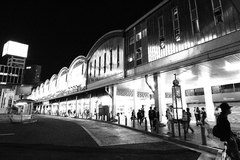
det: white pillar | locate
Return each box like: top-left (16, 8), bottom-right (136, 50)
top-left (133, 88), bottom-right (137, 115)
top-left (203, 84), bottom-right (215, 122)
top-left (112, 85), bottom-right (117, 118)
top-left (155, 73), bottom-right (167, 123)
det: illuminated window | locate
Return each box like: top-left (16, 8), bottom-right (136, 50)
top-left (127, 51), bottom-right (134, 62)
top-left (142, 28), bottom-right (147, 38)
top-left (136, 47), bottom-right (142, 65)
top-left (110, 49), bottom-right (113, 71)
top-left (172, 7), bottom-right (180, 41)
top-left (189, 0), bottom-right (200, 34)
top-left (136, 32), bottom-right (142, 41)
top-left (99, 56), bottom-right (101, 75)
top-left (89, 62), bottom-right (92, 77)
top-left (211, 0), bottom-right (223, 25)
top-left (158, 16), bottom-right (165, 49)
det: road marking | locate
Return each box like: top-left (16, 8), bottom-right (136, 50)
top-left (0, 133), bottom-right (15, 136)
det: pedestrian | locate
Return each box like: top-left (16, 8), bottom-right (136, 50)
top-left (182, 109), bottom-right (188, 139)
top-left (217, 102), bottom-right (240, 159)
top-left (194, 107), bottom-right (201, 126)
top-left (214, 106), bottom-right (220, 123)
top-left (131, 109), bottom-right (136, 121)
top-left (153, 107), bottom-right (159, 130)
top-left (140, 105), bottom-right (145, 124)
top-left (148, 106), bottom-right (155, 129)
top-left (200, 107), bottom-right (207, 126)
top-left (186, 108), bottom-right (194, 133)
top-left (166, 106), bottom-right (173, 134)
top-left (137, 109), bottom-right (142, 125)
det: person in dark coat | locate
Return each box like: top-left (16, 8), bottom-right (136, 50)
top-left (217, 102), bottom-right (240, 159)
top-left (148, 106), bottom-right (155, 129)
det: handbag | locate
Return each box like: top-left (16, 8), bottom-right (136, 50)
top-left (213, 125), bottom-right (220, 138)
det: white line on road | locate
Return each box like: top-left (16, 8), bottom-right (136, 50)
top-left (0, 133), bottom-right (15, 136)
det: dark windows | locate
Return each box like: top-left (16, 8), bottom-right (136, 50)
top-left (136, 47), bottom-right (142, 66)
top-left (94, 60), bottom-right (96, 77)
top-left (129, 36), bottom-right (134, 46)
top-left (117, 45), bottom-right (120, 67)
top-left (104, 53), bottom-right (106, 73)
top-left (110, 49), bottom-right (113, 71)
top-left (211, 0), bottom-right (223, 25)
top-left (185, 88), bottom-right (204, 96)
top-left (158, 16), bottom-right (165, 48)
top-left (172, 7), bottom-right (180, 41)
top-left (99, 56), bottom-right (101, 75)
top-left (189, 0), bottom-right (200, 34)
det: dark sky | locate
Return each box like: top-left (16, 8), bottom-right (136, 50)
top-left (0, 1), bottom-right (162, 81)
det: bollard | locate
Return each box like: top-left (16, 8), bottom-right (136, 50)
top-left (125, 116), bottom-right (127, 126)
top-left (118, 115), bottom-right (120, 125)
top-left (145, 118), bottom-right (147, 131)
top-left (171, 120), bottom-right (175, 137)
top-left (201, 125), bottom-right (207, 145)
top-left (133, 117), bottom-right (135, 128)
top-left (156, 119), bottom-right (159, 133)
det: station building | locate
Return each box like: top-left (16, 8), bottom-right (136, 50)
top-left (29, 0), bottom-right (240, 124)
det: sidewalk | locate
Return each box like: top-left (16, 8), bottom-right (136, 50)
top-left (0, 113), bottom-right (37, 124)
top-left (105, 115), bottom-right (238, 156)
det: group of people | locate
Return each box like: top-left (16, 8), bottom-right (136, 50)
top-left (131, 105), bottom-right (145, 125)
top-left (131, 105), bottom-right (160, 130)
top-left (193, 107), bottom-right (207, 126)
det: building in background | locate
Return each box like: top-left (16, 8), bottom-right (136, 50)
top-left (23, 65), bottom-right (41, 86)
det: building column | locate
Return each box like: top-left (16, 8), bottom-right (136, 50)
top-left (154, 73), bottom-right (166, 123)
top-left (180, 83), bottom-right (187, 110)
top-left (203, 84), bottom-right (215, 122)
top-left (112, 85), bottom-right (117, 118)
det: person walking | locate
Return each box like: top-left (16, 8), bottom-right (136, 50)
top-left (137, 109), bottom-right (143, 125)
top-left (194, 107), bottom-right (201, 126)
top-left (186, 108), bottom-right (194, 133)
top-left (182, 109), bottom-right (188, 139)
top-left (140, 105), bottom-right (145, 125)
top-left (148, 106), bottom-right (155, 129)
top-left (153, 107), bottom-right (159, 131)
top-left (217, 102), bottom-right (240, 160)
top-left (166, 106), bottom-right (173, 134)
top-left (200, 107), bottom-right (207, 126)
top-left (131, 109), bottom-right (136, 121)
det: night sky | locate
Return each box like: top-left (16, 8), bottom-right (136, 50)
top-left (0, 1), bottom-right (162, 81)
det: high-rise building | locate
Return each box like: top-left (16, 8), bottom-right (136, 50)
top-left (23, 65), bottom-right (41, 85)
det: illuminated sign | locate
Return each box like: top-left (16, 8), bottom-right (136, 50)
top-left (2, 41), bottom-right (29, 58)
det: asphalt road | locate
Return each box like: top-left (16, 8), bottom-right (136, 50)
top-left (0, 115), bottom-right (212, 160)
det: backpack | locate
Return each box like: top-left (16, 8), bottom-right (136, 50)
top-left (213, 125), bottom-right (220, 138)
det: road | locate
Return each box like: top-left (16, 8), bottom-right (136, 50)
top-left (0, 115), bottom-right (215, 160)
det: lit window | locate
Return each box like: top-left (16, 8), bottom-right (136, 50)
top-left (136, 47), bottom-right (142, 65)
top-left (172, 7), bottom-right (180, 41)
top-left (136, 32), bottom-right (142, 41)
top-left (189, 0), bottom-right (200, 34)
top-left (158, 16), bottom-right (165, 48)
top-left (142, 28), bottom-right (147, 38)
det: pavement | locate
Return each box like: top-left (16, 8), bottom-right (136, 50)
top-left (1, 113), bottom-right (239, 159)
